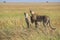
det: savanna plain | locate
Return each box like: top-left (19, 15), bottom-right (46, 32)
top-left (0, 2), bottom-right (60, 40)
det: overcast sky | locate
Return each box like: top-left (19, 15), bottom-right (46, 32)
top-left (0, 0), bottom-right (60, 2)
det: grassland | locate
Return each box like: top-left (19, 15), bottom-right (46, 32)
top-left (0, 2), bottom-right (60, 40)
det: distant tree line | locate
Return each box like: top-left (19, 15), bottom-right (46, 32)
top-left (2, 1), bottom-right (48, 3)
top-left (3, 1), bottom-right (6, 3)
top-left (46, 1), bottom-right (48, 3)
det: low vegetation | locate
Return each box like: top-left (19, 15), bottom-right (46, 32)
top-left (0, 3), bottom-right (60, 40)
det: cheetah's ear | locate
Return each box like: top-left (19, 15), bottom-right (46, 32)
top-left (24, 12), bottom-right (26, 14)
top-left (24, 12), bottom-right (26, 16)
top-left (29, 9), bottom-right (32, 13)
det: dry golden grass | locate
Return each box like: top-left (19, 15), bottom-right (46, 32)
top-left (0, 2), bottom-right (60, 40)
